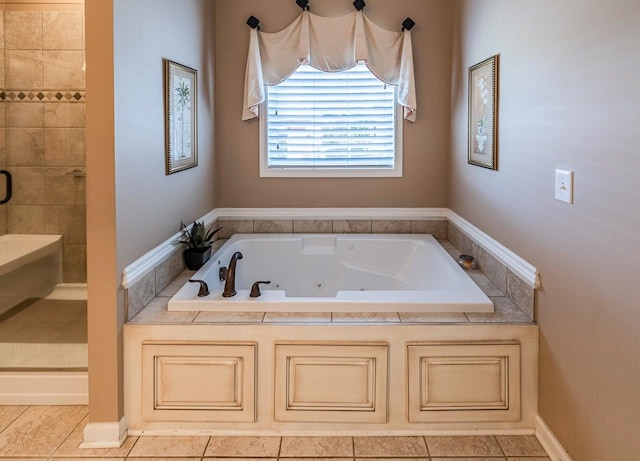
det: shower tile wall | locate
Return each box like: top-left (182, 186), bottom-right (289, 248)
top-left (1, 5), bottom-right (86, 282)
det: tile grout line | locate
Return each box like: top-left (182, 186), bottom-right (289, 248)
top-left (201, 435), bottom-right (213, 459)
top-left (0, 405), bottom-right (30, 436)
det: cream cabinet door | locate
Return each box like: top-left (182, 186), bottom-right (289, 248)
top-left (275, 343), bottom-right (388, 423)
top-left (141, 342), bottom-right (256, 422)
top-left (408, 342), bottom-right (521, 422)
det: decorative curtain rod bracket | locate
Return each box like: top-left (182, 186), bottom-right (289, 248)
top-left (402, 17), bottom-right (415, 31)
top-left (296, 0), bottom-right (309, 10)
top-left (353, 0), bottom-right (366, 10)
top-left (247, 15), bottom-right (260, 30)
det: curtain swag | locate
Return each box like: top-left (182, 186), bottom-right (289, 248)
top-left (242, 10), bottom-right (417, 122)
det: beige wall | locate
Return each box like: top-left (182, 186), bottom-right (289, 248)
top-left (449, 1), bottom-right (640, 459)
top-left (215, 0), bottom-right (450, 208)
top-left (86, 0), bottom-right (216, 423)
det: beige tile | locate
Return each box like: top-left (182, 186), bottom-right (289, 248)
top-left (44, 102), bottom-right (86, 128)
top-left (356, 458), bottom-right (429, 461)
top-left (0, 406), bottom-right (27, 432)
top-left (332, 220), bottom-right (371, 233)
top-left (205, 436), bottom-right (281, 457)
top-left (127, 270), bottom-right (156, 320)
top-left (372, 219), bottom-right (410, 234)
top-left (205, 459), bottom-right (276, 461)
top-left (5, 11), bottom-right (42, 50)
top-left (0, 405), bottom-right (87, 457)
top-left (399, 312), bottom-right (468, 323)
top-left (127, 296), bottom-right (198, 324)
top-left (43, 11), bottom-right (84, 50)
top-left (263, 312), bottom-right (331, 323)
top-left (280, 436), bottom-right (352, 457)
top-left (447, 223), bottom-right (477, 259)
top-left (217, 219), bottom-right (253, 239)
top-left (425, 435), bottom-right (502, 457)
top-left (44, 168), bottom-right (85, 205)
top-left (438, 239), bottom-right (455, 249)
top-left (506, 270), bottom-right (535, 320)
top-left (157, 269), bottom-right (197, 297)
top-left (411, 219), bottom-right (448, 238)
top-left (431, 458), bottom-right (504, 461)
top-left (467, 270), bottom-right (505, 296)
top-left (466, 296), bottom-right (533, 324)
top-left (7, 102), bottom-right (44, 127)
top-left (5, 50), bottom-right (43, 90)
top-left (7, 205), bottom-right (45, 233)
top-left (44, 205), bottom-right (86, 243)
top-left (128, 435), bottom-right (209, 457)
top-left (8, 167), bottom-right (44, 204)
top-left (506, 458), bottom-right (550, 461)
top-left (496, 435), bottom-right (548, 457)
top-left (286, 459), bottom-right (351, 461)
top-left (332, 312), bottom-right (401, 323)
top-left (477, 247), bottom-right (507, 293)
top-left (127, 458), bottom-right (199, 461)
top-left (43, 51), bottom-right (85, 90)
top-left (254, 219), bottom-right (293, 233)
top-left (44, 127), bottom-right (85, 166)
top-left (62, 243), bottom-right (87, 283)
top-left (53, 415), bottom-right (137, 458)
top-left (53, 458), bottom-right (124, 461)
top-left (194, 311), bottom-right (265, 323)
top-left (6, 127), bottom-right (44, 166)
top-left (293, 219), bottom-right (333, 233)
top-left (155, 248), bottom-right (185, 294)
top-left (353, 436), bottom-right (428, 457)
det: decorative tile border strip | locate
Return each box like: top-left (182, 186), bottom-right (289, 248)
top-left (0, 90), bottom-right (86, 103)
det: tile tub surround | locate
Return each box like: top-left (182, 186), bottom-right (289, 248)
top-left (0, 405), bottom-right (552, 459)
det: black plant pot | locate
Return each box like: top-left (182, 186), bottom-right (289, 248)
top-left (183, 247), bottom-right (212, 270)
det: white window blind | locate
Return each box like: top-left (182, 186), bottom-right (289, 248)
top-left (262, 64), bottom-right (400, 176)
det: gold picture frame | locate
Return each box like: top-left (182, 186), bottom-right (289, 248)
top-left (165, 59), bottom-right (198, 174)
top-left (468, 55), bottom-right (498, 169)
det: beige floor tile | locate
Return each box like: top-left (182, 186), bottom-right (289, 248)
top-left (496, 435), bottom-right (548, 457)
top-left (205, 458), bottom-right (276, 461)
top-left (431, 458), bottom-right (504, 461)
top-left (356, 458), bottom-right (429, 461)
top-left (280, 436), bottom-right (352, 457)
top-left (127, 458), bottom-right (201, 461)
top-left (52, 458), bottom-right (125, 461)
top-left (0, 406), bottom-right (27, 432)
top-left (128, 436), bottom-right (209, 458)
top-left (506, 458), bottom-right (550, 461)
top-left (204, 436), bottom-right (280, 457)
top-left (425, 436), bottom-right (503, 457)
top-left (53, 415), bottom-right (138, 457)
top-left (0, 405), bottom-right (87, 457)
top-left (354, 436), bottom-right (428, 457)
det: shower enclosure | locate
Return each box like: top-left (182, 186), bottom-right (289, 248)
top-left (0, 1), bottom-right (87, 380)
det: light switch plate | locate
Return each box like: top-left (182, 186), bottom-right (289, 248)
top-left (555, 169), bottom-right (574, 204)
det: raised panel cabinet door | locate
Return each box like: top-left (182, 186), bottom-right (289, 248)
top-left (274, 342), bottom-right (388, 423)
top-left (407, 342), bottom-right (521, 422)
top-left (141, 342), bottom-right (256, 422)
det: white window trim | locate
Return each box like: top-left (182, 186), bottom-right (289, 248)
top-left (259, 88), bottom-right (403, 179)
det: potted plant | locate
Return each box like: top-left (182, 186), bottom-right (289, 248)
top-left (177, 221), bottom-right (223, 270)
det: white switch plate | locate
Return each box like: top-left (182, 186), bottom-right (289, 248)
top-left (555, 169), bottom-right (574, 204)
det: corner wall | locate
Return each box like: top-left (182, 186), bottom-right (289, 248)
top-left (214, 0), bottom-right (451, 208)
top-left (449, 1), bottom-right (640, 459)
top-left (85, 0), bottom-right (216, 424)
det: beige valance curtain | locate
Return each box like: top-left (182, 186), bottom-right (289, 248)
top-left (243, 10), bottom-right (416, 122)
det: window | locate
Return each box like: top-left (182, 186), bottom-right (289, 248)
top-left (260, 64), bottom-right (402, 177)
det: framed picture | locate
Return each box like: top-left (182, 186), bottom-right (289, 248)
top-left (468, 55), bottom-right (498, 169)
top-left (165, 59), bottom-right (198, 174)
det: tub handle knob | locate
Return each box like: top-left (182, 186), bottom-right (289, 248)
top-left (250, 280), bottom-right (271, 298)
top-left (189, 279), bottom-right (210, 297)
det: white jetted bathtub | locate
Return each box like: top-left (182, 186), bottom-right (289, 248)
top-left (0, 234), bottom-right (62, 315)
top-left (169, 234), bottom-right (493, 313)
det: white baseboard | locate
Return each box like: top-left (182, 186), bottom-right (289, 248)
top-left (535, 415), bottom-right (573, 461)
top-left (0, 371), bottom-right (87, 405)
top-left (80, 416), bottom-right (128, 448)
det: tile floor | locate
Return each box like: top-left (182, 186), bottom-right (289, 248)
top-left (0, 406), bottom-right (551, 460)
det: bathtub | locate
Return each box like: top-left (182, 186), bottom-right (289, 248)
top-left (169, 234), bottom-right (493, 313)
top-left (0, 234), bottom-right (62, 315)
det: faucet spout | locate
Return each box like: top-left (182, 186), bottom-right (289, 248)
top-left (222, 251), bottom-right (243, 297)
